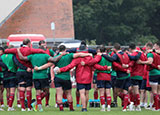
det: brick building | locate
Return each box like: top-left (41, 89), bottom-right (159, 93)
top-left (0, 0), bottom-right (74, 41)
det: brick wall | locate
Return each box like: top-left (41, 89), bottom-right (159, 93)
top-left (0, 0), bottom-right (74, 39)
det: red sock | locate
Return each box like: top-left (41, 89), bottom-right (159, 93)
top-left (129, 92), bottom-right (134, 102)
top-left (94, 91), bottom-right (98, 100)
top-left (63, 93), bottom-right (67, 99)
top-left (153, 93), bottom-right (159, 110)
top-left (58, 103), bottom-right (63, 111)
top-left (8, 93), bottom-right (15, 107)
top-left (68, 101), bottom-right (74, 110)
top-left (159, 95), bottom-right (160, 109)
top-left (76, 91), bottom-right (80, 105)
top-left (136, 94), bottom-right (140, 106)
top-left (45, 93), bottom-right (50, 105)
top-left (19, 90), bottom-right (25, 109)
top-left (100, 96), bottom-right (105, 105)
top-left (55, 94), bottom-right (57, 104)
top-left (41, 92), bottom-right (46, 100)
top-left (123, 94), bottom-right (129, 109)
top-left (17, 100), bottom-right (20, 104)
top-left (7, 96), bottom-right (10, 106)
top-left (36, 95), bottom-right (42, 105)
top-left (107, 96), bottom-right (112, 106)
top-left (0, 98), bottom-right (4, 105)
top-left (27, 91), bottom-right (32, 109)
top-left (119, 92), bottom-right (125, 106)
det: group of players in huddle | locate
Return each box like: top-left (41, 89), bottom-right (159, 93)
top-left (0, 38), bottom-right (159, 112)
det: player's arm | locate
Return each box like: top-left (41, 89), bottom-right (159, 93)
top-left (4, 48), bottom-right (17, 54)
top-left (31, 48), bottom-right (46, 54)
top-left (0, 57), bottom-right (8, 71)
top-left (137, 57), bottom-right (153, 65)
top-left (34, 62), bottom-right (54, 71)
top-left (12, 55), bottom-right (27, 70)
top-left (17, 48), bottom-right (28, 61)
top-left (73, 53), bottom-right (92, 58)
top-left (48, 52), bottom-right (67, 63)
top-left (128, 52), bottom-right (142, 61)
top-left (93, 64), bottom-right (111, 71)
top-left (82, 55), bottom-right (102, 66)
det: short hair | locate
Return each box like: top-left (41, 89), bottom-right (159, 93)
top-left (99, 46), bottom-right (106, 52)
top-left (80, 40), bottom-right (86, 46)
top-left (59, 45), bottom-right (66, 52)
top-left (39, 40), bottom-right (45, 46)
top-left (114, 43), bottom-right (121, 50)
top-left (8, 45), bottom-right (14, 49)
top-left (0, 47), bottom-right (4, 52)
top-left (155, 41), bottom-right (160, 46)
top-left (129, 43), bottom-right (136, 49)
top-left (23, 38), bottom-right (31, 45)
top-left (146, 42), bottom-right (153, 49)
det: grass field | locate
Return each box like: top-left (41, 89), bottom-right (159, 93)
top-left (0, 88), bottom-right (159, 115)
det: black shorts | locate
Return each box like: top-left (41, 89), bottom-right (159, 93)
top-left (149, 75), bottom-right (160, 85)
top-left (115, 77), bottom-right (131, 91)
top-left (111, 76), bottom-right (116, 88)
top-left (77, 83), bottom-right (91, 90)
top-left (140, 79), bottom-right (151, 91)
top-left (93, 75), bottom-right (97, 84)
top-left (54, 77), bottom-right (72, 90)
top-left (131, 79), bottom-right (142, 87)
top-left (48, 73), bottom-right (52, 84)
top-left (97, 80), bottom-right (111, 89)
top-left (16, 71), bottom-right (33, 87)
top-left (3, 78), bottom-right (17, 88)
top-left (33, 78), bottom-right (49, 90)
top-left (0, 77), bottom-right (3, 85)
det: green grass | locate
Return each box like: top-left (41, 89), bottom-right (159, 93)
top-left (0, 88), bottom-right (159, 115)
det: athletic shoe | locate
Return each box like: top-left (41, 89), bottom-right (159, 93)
top-left (135, 105), bottom-right (141, 111)
top-left (28, 108), bottom-right (33, 111)
top-left (21, 108), bottom-right (26, 111)
top-left (45, 104), bottom-right (49, 107)
top-left (39, 108), bottom-right (43, 112)
top-left (128, 102), bottom-right (134, 111)
top-left (122, 108), bottom-right (127, 112)
top-left (1, 104), bottom-right (5, 108)
top-left (0, 108), bottom-right (4, 111)
top-left (107, 105), bottom-right (111, 111)
top-left (55, 103), bottom-right (58, 108)
top-left (8, 107), bottom-right (15, 111)
top-left (31, 102), bottom-right (37, 112)
top-left (70, 109), bottom-right (75, 111)
top-left (82, 108), bottom-right (87, 112)
top-left (76, 104), bottom-right (81, 107)
top-left (17, 104), bottom-right (21, 108)
top-left (152, 108), bottom-right (159, 111)
top-left (100, 104), bottom-right (105, 111)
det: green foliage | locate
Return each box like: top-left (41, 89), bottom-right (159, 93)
top-left (73, 0), bottom-right (160, 45)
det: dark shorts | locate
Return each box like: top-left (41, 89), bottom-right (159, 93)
top-left (77, 83), bottom-right (91, 90)
top-left (48, 73), bottom-right (52, 85)
top-left (131, 79), bottom-right (142, 87)
top-left (97, 80), bottom-right (112, 89)
top-left (16, 71), bottom-right (33, 87)
top-left (54, 77), bottom-right (72, 90)
top-left (111, 76), bottom-right (116, 88)
top-left (93, 75), bottom-right (97, 84)
top-left (3, 78), bottom-right (17, 88)
top-left (149, 75), bottom-right (160, 85)
top-left (140, 79), bottom-right (151, 91)
top-left (0, 77), bottom-right (3, 85)
top-left (33, 78), bottom-right (49, 90)
top-left (115, 77), bottom-right (131, 91)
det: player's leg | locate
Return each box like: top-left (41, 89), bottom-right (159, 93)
top-left (105, 81), bottom-right (112, 111)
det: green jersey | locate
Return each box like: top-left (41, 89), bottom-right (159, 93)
top-left (27, 54), bottom-right (51, 79)
top-left (1, 54), bottom-right (17, 73)
top-left (55, 53), bottom-right (74, 80)
top-left (147, 53), bottom-right (160, 76)
top-left (95, 56), bottom-right (112, 73)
